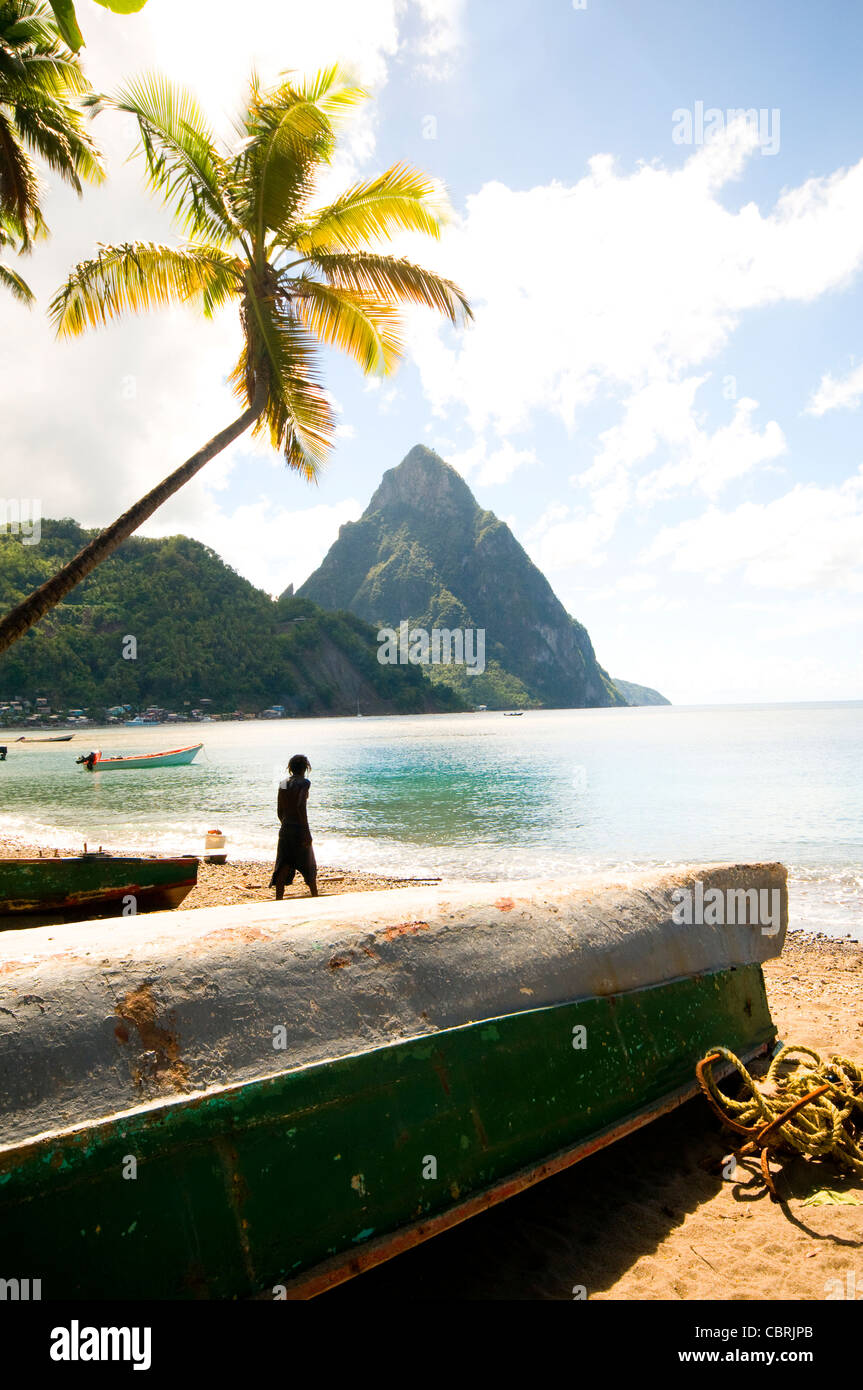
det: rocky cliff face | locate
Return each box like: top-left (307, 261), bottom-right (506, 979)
top-left (300, 445), bottom-right (624, 709)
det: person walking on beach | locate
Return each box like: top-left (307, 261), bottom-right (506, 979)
top-left (270, 754), bottom-right (318, 899)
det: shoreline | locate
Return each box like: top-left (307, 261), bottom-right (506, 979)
top-left (0, 834), bottom-right (439, 908)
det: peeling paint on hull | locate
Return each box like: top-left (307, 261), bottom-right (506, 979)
top-left (0, 856), bottom-right (199, 920)
top-left (0, 963), bottom-right (776, 1300)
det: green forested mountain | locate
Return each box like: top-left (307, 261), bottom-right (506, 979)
top-left (299, 445), bottom-right (625, 710)
top-left (0, 521), bottom-right (463, 716)
top-left (613, 678), bottom-right (671, 707)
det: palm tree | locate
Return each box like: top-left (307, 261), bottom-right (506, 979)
top-left (0, 0), bottom-right (103, 301)
top-left (47, 0), bottom-right (147, 55)
top-left (0, 207), bottom-right (33, 301)
top-left (0, 67), bottom-right (471, 655)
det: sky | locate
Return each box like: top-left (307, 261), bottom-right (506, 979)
top-left (4, 0), bottom-right (863, 703)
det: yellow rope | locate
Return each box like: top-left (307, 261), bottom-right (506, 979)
top-left (696, 1045), bottom-right (863, 1188)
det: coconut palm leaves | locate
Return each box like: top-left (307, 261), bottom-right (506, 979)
top-left (0, 65), bottom-right (471, 655)
top-left (0, 207), bottom-right (33, 300)
top-left (48, 0), bottom-right (147, 54)
top-left (0, 0), bottom-right (103, 300)
top-left (51, 65), bottom-right (472, 476)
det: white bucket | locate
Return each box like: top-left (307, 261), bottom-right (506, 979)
top-left (204, 828), bottom-right (227, 864)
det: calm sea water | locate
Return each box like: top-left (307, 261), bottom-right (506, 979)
top-left (2, 704), bottom-right (862, 938)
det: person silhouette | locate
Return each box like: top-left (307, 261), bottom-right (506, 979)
top-left (270, 754), bottom-right (318, 899)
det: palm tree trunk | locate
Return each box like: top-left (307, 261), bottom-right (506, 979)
top-left (0, 397), bottom-right (264, 657)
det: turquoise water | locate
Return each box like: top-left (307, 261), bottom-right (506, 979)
top-left (2, 703), bottom-right (862, 936)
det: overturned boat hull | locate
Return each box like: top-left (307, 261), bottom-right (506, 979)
top-left (0, 854), bottom-right (199, 919)
top-left (0, 864), bottom-right (786, 1299)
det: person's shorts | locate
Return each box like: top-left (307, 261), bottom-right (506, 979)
top-left (270, 825), bottom-right (316, 885)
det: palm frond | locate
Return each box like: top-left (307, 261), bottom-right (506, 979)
top-left (94, 0), bottom-right (148, 13)
top-left (0, 255), bottom-right (34, 303)
top-left (292, 64), bottom-right (367, 131)
top-left (291, 163), bottom-right (449, 254)
top-left (0, 202), bottom-right (39, 251)
top-left (291, 276), bottom-right (401, 374)
top-left (231, 67), bottom-right (364, 247)
top-left (49, 240), bottom-right (242, 336)
top-left (304, 250), bottom-right (472, 325)
top-left (109, 74), bottom-right (235, 245)
top-left (231, 293), bottom-right (333, 476)
top-left (6, 52), bottom-right (92, 97)
top-left (8, 4), bottom-right (71, 55)
top-left (11, 92), bottom-right (103, 188)
top-left (0, 1), bottom-right (104, 231)
top-left (0, 106), bottom-right (38, 225)
top-left (45, 0), bottom-right (84, 52)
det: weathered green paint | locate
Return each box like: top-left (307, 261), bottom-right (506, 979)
top-left (0, 963), bottom-right (774, 1299)
top-left (0, 855), bottom-right (199, 917)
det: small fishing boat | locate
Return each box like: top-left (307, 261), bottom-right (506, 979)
top-left (124, 717), bottom-right (161, 727)
top-left (15, 734), bottom-right (74, 742)
top-left (503, 711), bottom-right (523, 717)
top-left (0, 853), bottom-right (199, 919)
top-left (0, 863), bottom-right (786, 1299)
top-left (77, 743), bottom-right (203, 770)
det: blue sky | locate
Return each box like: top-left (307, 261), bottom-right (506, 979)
top-left (5, 0), bottom-right (863, 702)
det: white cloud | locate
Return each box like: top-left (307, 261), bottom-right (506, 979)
top-left (637, 395), bottom-right (786, 502)
top-left (642, 468), bottom-right (863, 592)
top-left (150, 497), bottom-right (363, 596)
top-left (81, 0), bottom-right (456, 119)
top-left (807, 361), bottom-right (863, 416)
top-left (404, 120), bottom-right (863, 441)
top-left (411, 0), bottom-right (464, 78)
top-left (585, 377), bottom-right (707, 482)
top-left (521, 379), bottom-right (788, 584)
top-left (449, 437), bottom-right (538, 485)
top-left (524, 498), bottom-right (615, 573)
top-left (616, 573), bottom-right (657, 593)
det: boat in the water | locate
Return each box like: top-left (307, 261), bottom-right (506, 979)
top-left (0, 852), bottom-right (199, 919)
top-left (77, 743), bottom-right (203, 770)
top-left (0, 863), bottom-right (786, 1299)
top-left (15, 734), bottom-right (74, 742)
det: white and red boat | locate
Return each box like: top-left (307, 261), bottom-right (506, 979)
top-left (77, 743), bottom-right (203, 770)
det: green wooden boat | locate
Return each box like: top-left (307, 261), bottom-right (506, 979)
top-left (0, 863), bottom-right (786, 1299)
top-left (0, 853), bottom-right (199, 918)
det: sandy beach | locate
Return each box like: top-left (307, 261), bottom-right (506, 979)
top-left (2, 833), bottom-right (861, 1301)
top-left (0, 835), bottom-right (438, 906)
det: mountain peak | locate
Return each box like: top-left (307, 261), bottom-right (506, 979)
top-left (299, 444), bottom-right (625, 710)
top-left (367, 444), bottom-right (478, 518)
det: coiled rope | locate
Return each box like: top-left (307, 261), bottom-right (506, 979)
top-left (696, 1044), bottom-right (863, 1198)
